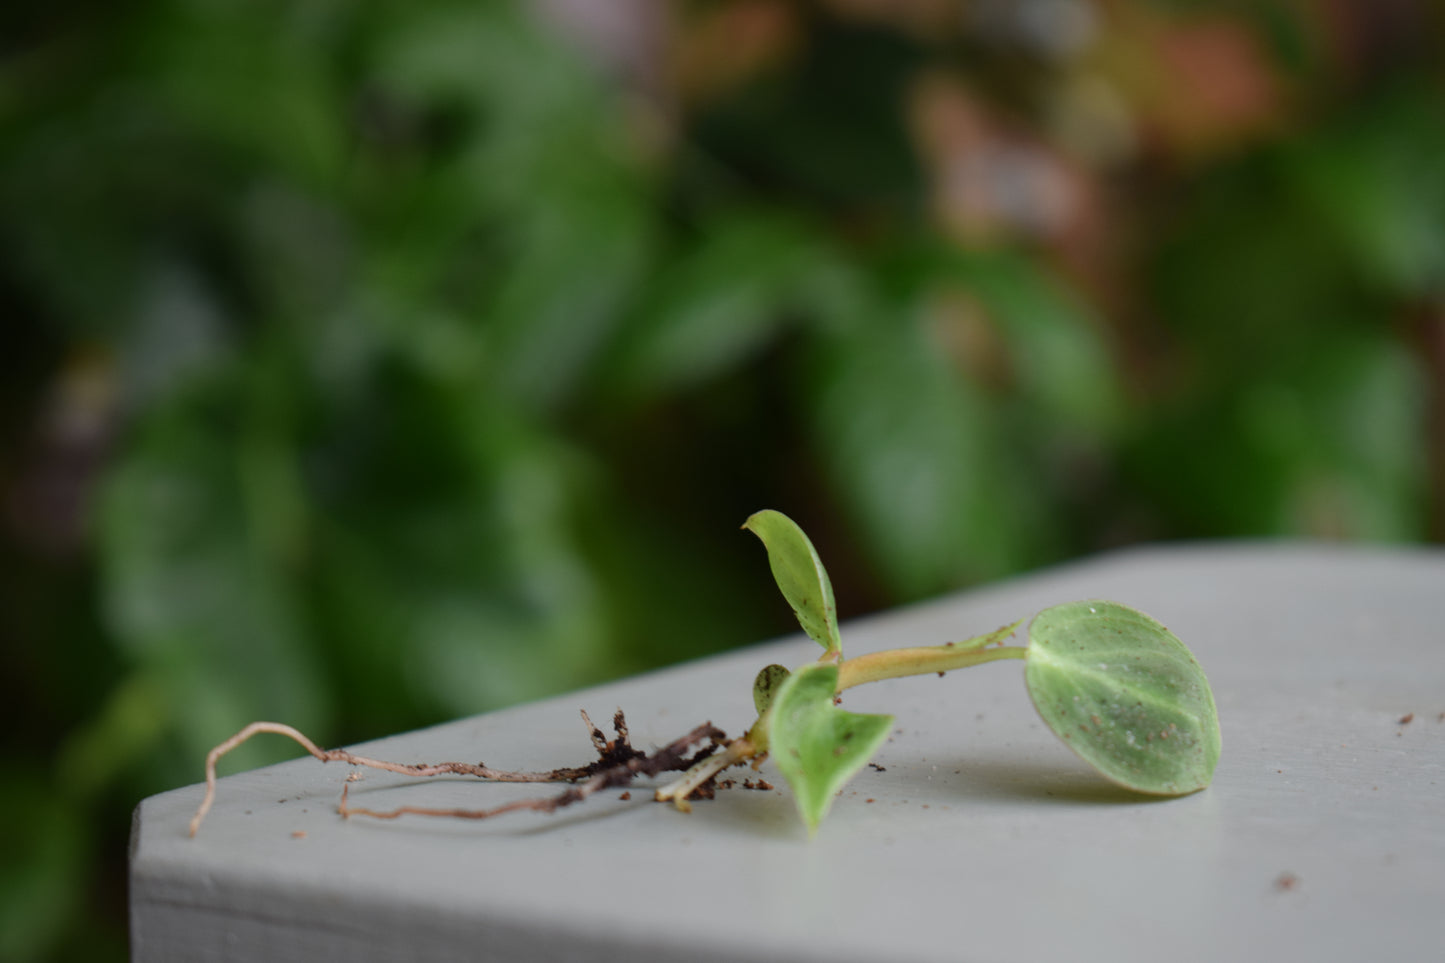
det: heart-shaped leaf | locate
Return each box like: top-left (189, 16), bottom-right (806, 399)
top-left (743, 510), bottom-right (841, 656)
top-left (1025, 601), bottom-right (1220, 795)
top-left (768, 662), bottom-right (893, 834)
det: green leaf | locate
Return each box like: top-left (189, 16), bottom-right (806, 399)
top-left (942, 250), bottom-right (1122, 438)
top-left (613, 213), bottom-right (826, 399)
top-left (752, 664), bottom-right (790, 715)
top-left (98, 392), bottom-right (332, 765)
top-left (742, 510), bottom-right (841, 655)
top-left (807, 309), bottom-right (1041, 598)
top-left (1024, 601), bottom-right (1221, 795)
top-left (768, 662), bottom-right (893, 835)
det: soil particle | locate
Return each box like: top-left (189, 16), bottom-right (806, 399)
top-left (1399, 713), bottom-right (1414, 725)
top-left (1274, 872), bottom-right (1299, 892)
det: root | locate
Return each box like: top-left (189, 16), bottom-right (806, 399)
top-left (338, 721), bottom-right (726, 823)
top-left (188, 711), bottom-right (725, 837)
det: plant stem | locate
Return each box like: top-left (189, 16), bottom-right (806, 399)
top-left (654, 737), bottom-right (756, 811)
top-left (835, 643), bottom-right (1027, 692)
top-left (655, 626), bottom-right (1027, 809)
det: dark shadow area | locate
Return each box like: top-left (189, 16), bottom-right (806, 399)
top-left (910, 756), bottom-right (1179, 807)
top-left (668, 786), bottom-right (804, 842)
top-left (319, 779), bottom-right (642, 839)
top-left (328, 775), bottom-right (795, 839)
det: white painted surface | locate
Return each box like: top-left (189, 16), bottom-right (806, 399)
top-left (130, 543), bottom-right (1445, 962)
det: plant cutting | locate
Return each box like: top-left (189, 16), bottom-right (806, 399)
top-left (189, 510), bottom-right (1220, 837)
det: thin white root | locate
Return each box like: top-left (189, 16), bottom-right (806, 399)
top-left (187, 720), bottom-right (591, 838)
top-left (190, 722), bottom-right (314, 837)
top-left (653, 737), bottom-right (755, 811)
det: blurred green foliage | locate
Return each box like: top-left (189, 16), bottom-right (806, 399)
top-left (1, 0), bottom-right (1441, 958)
